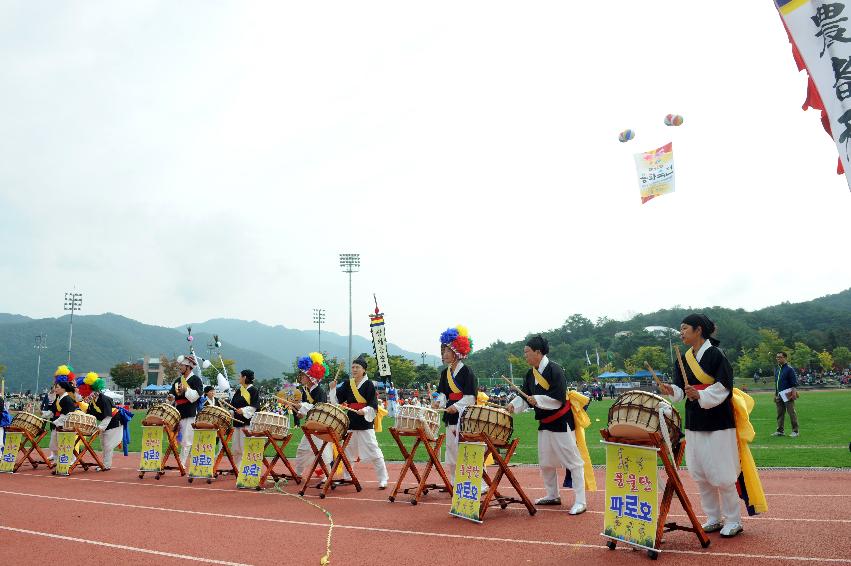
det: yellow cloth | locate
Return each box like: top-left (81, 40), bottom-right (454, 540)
top-left (446, 367), bottom-right (461, 394)
top-left (304, 387), bottom-right (315, 404)
top-left (684, 348), bottom-right (767, 513)
top-left (350, 378), bottom-right (368, 404)
top-left (532, 367), bottom-right (550, 390)
top-left (475, 392), bottom-right (494, 466)
top-left (567, 391), bottom-right (596, 491)
top-left (77, 401), bottom-right (89, 413)
top-left (374, 401), bottom-right (388, 433)
top-left (239, 385), bottom-right (251, 405)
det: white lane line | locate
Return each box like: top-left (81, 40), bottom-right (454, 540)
top-left (0, 490), bottom-right (848, 564)
top-left (11, 472), bottom-right (851, 523)
top-left (0, 525), bottom-right (252, 566)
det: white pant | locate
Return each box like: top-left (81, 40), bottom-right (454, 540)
top-left (178, 417), bottom-right (195, 466)
top-left (538, 430), bottom-right (586, 505)
top-left (100, 426), bottom-right (123, 469)
top-left (685, 428), bottom-right (741, 525)
top-left (387, 401), bottom-right (397, 417)
top-left (231, 427), bottom-right (247, 466)
top-left (340, 429), bottom-right (388, 484)
top-left (294, 433), bottom-right (333, 478)
top-left (444, 424), bottom-right (460, 475)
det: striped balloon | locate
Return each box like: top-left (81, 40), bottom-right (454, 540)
top-left (664, 114), bottom-right (684, 126)
top-left (618, 129), bottom-right (635, 143)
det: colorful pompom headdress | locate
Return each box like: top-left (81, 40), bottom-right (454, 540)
top-left (75, 372), bottom-right (106, 399)
top-left (440, 325), bottom-right (473, 359)
top-left (54, 364), bottom-right (76, 384)
top-left (297, 352), bottom-right (329, 385)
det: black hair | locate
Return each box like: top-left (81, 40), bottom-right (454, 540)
top-left (526, 335), bottom-right (549, 355)
top-left (681, 313), bottom-right (719, 346)
top-left (57, 381), bottom-right (75, 393)
top-left (204, 385), bottom-right (215, 394)
top-left (353, 357), bottom-right (368, 371)
top-left (240, 369), bottom-right (255, 383)
top-left (777, 351), bottom-right (787, 358)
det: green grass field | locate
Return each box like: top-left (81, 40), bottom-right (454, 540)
top-left (33, 390), bottom-right (851, 468)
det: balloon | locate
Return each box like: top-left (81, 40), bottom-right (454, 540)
top-left (202, 359), bottom-right (212, 369)
top-left (618, 129), bottom-right (635, 143)
top-left (664, 114), bottom-right (684, 126)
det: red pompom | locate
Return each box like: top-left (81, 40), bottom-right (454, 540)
top-left (453, 336), bottom-right (471, 356)
top-left (78, 384), bottom-right (92, 398)
top-left (307, 363), bottom-right (326, 380)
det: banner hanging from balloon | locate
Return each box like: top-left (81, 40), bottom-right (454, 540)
top-left (370, 297), bottom-right (392, 379)
top-left (634, 142), bottom-right (675, 204)
top-left (776, 0), bottom-right (851, 191)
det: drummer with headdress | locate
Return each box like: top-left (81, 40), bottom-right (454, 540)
top-left (292, 353), bottom-right (333, 481)
top-left (329, 355), bottom-right (389, 489)
top-left (432, 325), bottom-right (477, 475)
top-left (229, 369), bottom-right (260, 466)
top-left (83, 373), bottom-right (122, 471)
top-left (507, 336), bottom-right (588, 514)
top-left (658, 314), bottom-right (766, 538)
top-left (170, 354), bottom-right (205, 467)
top-left (45, 366), bottom-right (79, 463)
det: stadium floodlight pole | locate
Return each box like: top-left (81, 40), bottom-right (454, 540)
top-left (421, 352), bottom-right (427, 367)
top-left (63, 291), bottom-right (83, 364)
top-left (34, 333), bottom-right (47, 395)
top-left (313, 308), bottom-right (326, 352)
top-left (339, 253), bottom-right (360, 370)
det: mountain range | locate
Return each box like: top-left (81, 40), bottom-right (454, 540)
top-left (0, 313), bottom-right (437, 392)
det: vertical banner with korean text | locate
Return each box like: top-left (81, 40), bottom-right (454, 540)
top-left (55, 431), bottom-right (76, 476)
top-left (634, 142), bottom-right (675, 204)
top-left (0, 432), bottom-right (23, 473)
top-left (139, 426), bottom-right (164, 472)
top-left (236, 436), bottom-right (266, 489)
top-left (449, 442), bottom-right (485, 523)
top-left (188, 429), bottom-right (216, 479)
top-left (369, 312), bottom-right (392, 378)
top-left (602, 441), bottom-right (659, 551)
top-left (776, 0), bottom-right (851, 191)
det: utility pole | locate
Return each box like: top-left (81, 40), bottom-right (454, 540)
top-left (64, 291), bottom-right (83, 364)
top-left (339, 253), bottom-right (360, 368)
top-left (34, 333), bottom-right (47, 394)
top-left (313, 308), bottom-right (326, 352)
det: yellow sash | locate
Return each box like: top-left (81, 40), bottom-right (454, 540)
top-left (55, 398), bottom-right (61, 412)
top-left (684, 347), bottom-right (767, 514)
top-left (239, 385), bottom-right (251, 405)
top-left (532, 367), bottom-right (550, 390)
top-left (91, 398), bottom-right (102, 414)
top-left (349, 378), bottom-right (368, 404)
top-left (446, 367), bottom-right (461, 394)
top-left (567, 391), bottom-right (596, 491)
top-left (304, 387), bottom-right (315, 405)
top-left (374, 401), bottom-right (388, 433)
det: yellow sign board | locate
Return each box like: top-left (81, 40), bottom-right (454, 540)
top-left (601, 441), bottom-right (659, 551)
top-left (449, 442), bottom-right (485, 523)
top-left (0, 432), bottom-right (23, 473)
top-left (55, 431), bottom-right (76, 476)
top-left (236, 436), bottom-right (266, 489)
top-left (188, 429), bottom-right (217, 479)
top-left (139, 426), bottom-right (165, 472)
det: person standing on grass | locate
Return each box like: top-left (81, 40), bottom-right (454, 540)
top-left (772, 352), bottom-right (799, 438)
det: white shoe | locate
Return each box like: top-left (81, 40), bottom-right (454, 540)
top-left (535, 496), bottom-right (561, 506)
top-left (771, 431), bottom-right (784, 437)
top-left (701, 520), bottom-right (723, 533)
top-left (720, 522), bottom-right (743, 538)
top-left (790, 432), bottom-right (799, 438)
top-left (378, 481), bottom-right (387, 490)
top-left (568, 503), bottom-right (587, 515)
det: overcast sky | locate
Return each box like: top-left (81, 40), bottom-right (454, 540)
top-left (1, 1), bottom-right (849, 359)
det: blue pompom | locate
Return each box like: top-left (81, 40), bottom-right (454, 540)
top-left (440, 328), bottom-right (459, 345)
top-left (297, 356), bottom-right (312, 371)
top-left (56, 375), bottom-right (69, 383)
top-left (76, 376), bottom-right (85, 386)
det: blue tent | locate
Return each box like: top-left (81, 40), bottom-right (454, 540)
top-left (143, 384), bottom-right (171, 392)
top-left (597, 371), bottom-right (631, 379)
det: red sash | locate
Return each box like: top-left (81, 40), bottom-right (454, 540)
top-left (691, 384), bottom-right (710, 391)
top-left (540, 401), bottom-right (571, 424)
top-left (175, 398), bottom-right (191, 405)
top-left (448, 392), bottom-right (464, 401)
top-left (348, 403), bottom-right (367, 410)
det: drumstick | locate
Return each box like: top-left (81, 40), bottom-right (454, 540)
top-left (674, 346), bottom-right (688, 383)
top-left (643, 361), bottom-right (665, 388)
top-left (500, 375), bottom-right (533, 404)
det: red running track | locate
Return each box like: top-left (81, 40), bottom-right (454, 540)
top-left (1, 456), bottom-right (849, 565)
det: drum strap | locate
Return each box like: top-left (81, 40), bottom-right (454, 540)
top-left (532, 368), bottom-right (550, 390)
top-left (349, 378), bottom-right (368, 404)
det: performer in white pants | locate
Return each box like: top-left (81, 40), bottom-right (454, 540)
top-left (658, 313), bottom-right (756, 538)
top-left (292, 358), bottom-right (333, 480)
top-left (169, 355), bottom-right (204, 467)
top-left (86, 383), bottom-right (122, 470)
top-left (432, 326), bottom-right (476, 474)
top-left (46, 380), bottom-right (78, 459)
top-left (329, 357), bottom-right (389, 489)
top-left (507, 335), bottom-right (586, 515)
top-left (230, 369), bottom-right (260, 466)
